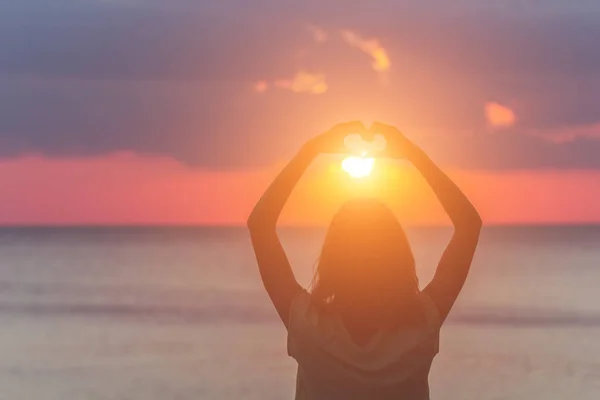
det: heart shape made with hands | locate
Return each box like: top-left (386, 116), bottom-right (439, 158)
top-left (341, 132), bottom-right (387, 178)
top-left (343, 133), bottom-right (387, 156)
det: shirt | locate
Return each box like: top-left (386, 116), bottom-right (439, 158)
top-left (287, 290), bottom-right (441, 400)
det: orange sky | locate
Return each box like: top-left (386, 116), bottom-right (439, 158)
top-left (3, 5), bottom-right (600, 226)
top-left (0, 153), bottom-right (597, 226)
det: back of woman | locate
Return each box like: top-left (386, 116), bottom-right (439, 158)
top-left (288, 289), bottom-right (441, 400)
top-left (247, 122), bottom-right (482, 399)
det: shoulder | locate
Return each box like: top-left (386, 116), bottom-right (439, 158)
top-left (288, 289), bottom-right (320, 331)
top-left (418, 291), bottom-right (442, 332)
top-left (286, 290), bottom-right (317, 359)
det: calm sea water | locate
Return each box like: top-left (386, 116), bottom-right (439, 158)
top-left (0, 226), bottom-right (599, 399)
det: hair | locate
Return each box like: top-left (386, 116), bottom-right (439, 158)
top-left (310, 198), bottom-right (422, 329)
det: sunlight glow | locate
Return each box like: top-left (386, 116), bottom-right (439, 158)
top-left (342, 156), bottom-right (375, 178)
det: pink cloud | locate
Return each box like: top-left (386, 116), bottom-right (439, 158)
top-left (254, 80), bottom-right (268, 93)
top-left (307, 25), bottom-right (328, 43)
top-left (273, 72), bottom-right (328, 94)
top-left (340, 30), bottom-right (391, 73)
top-left (532, 123), bottom-right (600, 143)
top-left (485, 102), bottom-right (516, 128)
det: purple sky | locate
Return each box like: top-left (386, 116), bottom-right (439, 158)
top-left (1, 0), bottom-right (600, 170)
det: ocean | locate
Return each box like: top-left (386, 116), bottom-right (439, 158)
top-left (0, 226), bottom-right (598, 399)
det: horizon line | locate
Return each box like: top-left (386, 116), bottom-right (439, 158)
top-left (0, 222), bottom-right (598, 229)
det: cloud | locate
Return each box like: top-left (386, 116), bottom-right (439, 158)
top-left (254, 80), bottom-right (268, 93)
top-left (253, 72), bottom-right (328, 95)
top-left (485, 102), bottom-right (516, 128)
top-left (2, 2), bottom-right (600, 82)
top-left (274, 72), bottom-right (328, 94)
top-left (1, 1), bottom-right (600, 170)
top-left (0, 2), bottom-right (304, 81)
top-left (529, 123), bottom-right (600, 143)
top-left (307, 25), bottom-right (328, 43)
top-left (340, 30), bottom-right (391, 73)
top-left (422, 130), bottom-right (600, 170)
top-left (3, 74), bottom-right (600, 171)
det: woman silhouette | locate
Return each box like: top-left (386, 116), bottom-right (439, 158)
top-left (248, 121), bottom-right (482, 399)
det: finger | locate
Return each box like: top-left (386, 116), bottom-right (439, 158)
top-left (369, 122), bottom-right (386, 135)
top-left (359, 124), bottom-right (376, 141)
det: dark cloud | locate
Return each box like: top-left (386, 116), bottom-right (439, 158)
top-left (2, 2), bottom-right (600, 81)
top-left (0, 1), bottom-right (314, 81)
top-left (0, 0), bottom-right (600, 169)
top-left (421, 131), bottom-right (600, 170)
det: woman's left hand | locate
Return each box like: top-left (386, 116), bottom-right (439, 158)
top-left (306, 121), bottom-right (367, 154)
top-left (369, 122), bottom-right (418, 160)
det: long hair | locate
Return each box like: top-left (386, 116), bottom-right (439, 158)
top-left (311, 198), bottom-right (421, 329)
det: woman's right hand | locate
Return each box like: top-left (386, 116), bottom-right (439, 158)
top-left (369, 122), bottom-right (419, 159)
top-left (306, 121), bottom-right (367, 154)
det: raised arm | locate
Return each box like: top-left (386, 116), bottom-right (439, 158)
top-left (371, 122), bottom-right (482, 322)
top-left (247, 121), bottom-right (366, 327)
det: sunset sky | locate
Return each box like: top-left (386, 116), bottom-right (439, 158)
top-left (1, 0), bottom-right (600, 225)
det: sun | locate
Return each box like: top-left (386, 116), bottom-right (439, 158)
top-left (342, 156), bottom-right (375, 178)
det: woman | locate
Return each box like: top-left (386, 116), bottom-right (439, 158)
top-left (247, 121), bottom-right (482, 399)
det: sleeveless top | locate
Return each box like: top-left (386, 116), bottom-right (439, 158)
top-left (287, 290), bottom-right (441, 400)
